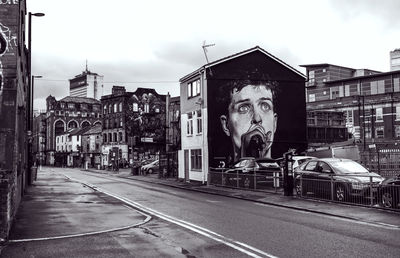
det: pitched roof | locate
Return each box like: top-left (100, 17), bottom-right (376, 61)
top-left (83, 124), bottom-right (102, 135)
top-left (59, 96), bottom-right (100, 104)
top-left (180, 46), bottom-right (306, 82)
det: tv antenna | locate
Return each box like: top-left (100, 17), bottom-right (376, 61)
top-left (202, 41), bottom-right (215, 75)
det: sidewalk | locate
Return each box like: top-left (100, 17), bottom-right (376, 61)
top-left (87, 167), bottom-right (400, 228)
top-left (5, 169), bottom-right (147, 242)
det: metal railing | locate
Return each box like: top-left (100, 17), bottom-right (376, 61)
top-left (209, 168), bottom-right (282, 192)
top-left (294, 173), bottom-right (399, 210)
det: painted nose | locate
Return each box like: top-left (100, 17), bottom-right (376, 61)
top-left (252, 110), bottom-right (262, 124)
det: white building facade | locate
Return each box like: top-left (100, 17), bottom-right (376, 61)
top-left (69, 69), bottom-right (104, 100)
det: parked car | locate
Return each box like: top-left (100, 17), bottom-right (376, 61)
top-left (292, 156), bottom-right (316, 169)
top-left (223, 157), bottom-right (281, 188)
top-left (141, 159), bottom-right (159, 174)
top-left (294, 158), bottom-right (385, 202)
top-left (378, 175), bottom-right (400, 209)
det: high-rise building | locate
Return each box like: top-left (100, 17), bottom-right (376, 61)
top-left (69, 67), bottom-right (103, 100)
top-left (390, 49), bottom-right (400, 71)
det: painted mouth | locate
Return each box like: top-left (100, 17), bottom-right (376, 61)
top-left (241, 127), bottom-right (272, 158)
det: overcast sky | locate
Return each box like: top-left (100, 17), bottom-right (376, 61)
top-left (27, 0), bottom-right (400, 110)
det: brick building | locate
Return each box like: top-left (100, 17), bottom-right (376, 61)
top-left (302, 60), bottom-right (400, 177)
top-left (82, 124), bottom-right (102, 169)
top-left (101, 86), bottom-right (167, 168)
top-left (45, 95), bottom-right (102, 165)
top-left (0, 0), bottom-right (29, 240)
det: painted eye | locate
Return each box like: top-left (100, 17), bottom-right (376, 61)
top-left (238, 104), bottom-right (250, 113)
top-left (260, 102), bottom-right (271, 112)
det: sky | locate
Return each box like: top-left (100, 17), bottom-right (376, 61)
top-left (27, 0), bottom-right (400, 111)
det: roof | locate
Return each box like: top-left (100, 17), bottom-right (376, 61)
top-left (299, 63), bottom-right (356, 71)
top-left (325, 69), bottom-right (400, 84)
top-left (83, 124), bottom-right (102, 135)
top-left (69, 126), bottom-right (92, 136)
top-left (180, 46), bottom-right (306, 82)
top-left (59, 96), bottom-right (100, 105)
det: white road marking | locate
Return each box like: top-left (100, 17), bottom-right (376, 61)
top-left (66, 174), bottom-right (279, 258)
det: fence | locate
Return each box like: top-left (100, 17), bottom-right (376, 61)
top-left (209, 168), bottom-right (282, 192)
top-left (294, 173), bottom-right (399, 210)
top-left (360, 149), bottom-right (400, 178)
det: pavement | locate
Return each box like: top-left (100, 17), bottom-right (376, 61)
top-left (1, 166), bottom-right (399, 255)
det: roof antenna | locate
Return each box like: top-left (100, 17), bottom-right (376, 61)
top-left (202, 40), bottom-right (215, 76)
top-left (85, 59), bottom-right (89, 73)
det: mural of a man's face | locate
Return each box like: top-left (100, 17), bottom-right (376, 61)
top-left (220, 84), bottom-right (277, 161)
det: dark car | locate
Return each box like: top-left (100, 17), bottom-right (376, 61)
top-left (294, 158), bottom-right (384, 202)
top-left (378, 175), bottom-right (400, 209)
top-left (223, 157), bottom-right (281, 189)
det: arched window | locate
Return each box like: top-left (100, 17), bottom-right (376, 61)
top-left (133, 103), bottom-right (138, 112)
top-left (114, 103), bottom-right (117, 113)
top-left (109, 104), bottom-right (112, 114)
top-left (55, 120), bottom-right (65, 136)
top-left (82, 121), bottom-right (90, 128)
top-left (68, 120), bottom-right (78, 129)
top-left (119, 102), bottom-right (123, 112)
top-left (103, 105), bottom-right (107, 114)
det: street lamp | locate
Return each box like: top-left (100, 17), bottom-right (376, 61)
top-left (27, 12), bottom-right (45, 185)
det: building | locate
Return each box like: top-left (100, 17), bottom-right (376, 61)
top-left (69, 67), bottom-right (104, 100)
top-left (0, 0), bottom-right (29, 240)
top-left (101, 86), bottom-right (167, 168)
top-left (307, 110), bottom-right (347, 145)
top-left (302, 60), bottom-right (400, 177)
top-left (390, 49), bottom-right (400, 71)
top-left (82, 124), bottom-right (102, 169)
top-left (55, 127), bottom-right (90, 167)
top-left (45, 95), bottom-right (102, 165)
top-left (32, 112), bottom-right (47, 166)
top-left (179, 46), bottom-right (307, 183)
top-left (165, 95), bottom-right (180, 177)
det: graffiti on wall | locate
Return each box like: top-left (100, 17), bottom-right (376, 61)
top-left (0, 22), bottom-right (17, 90)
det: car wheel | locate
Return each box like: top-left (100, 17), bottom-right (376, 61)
top-left (148, 168), bottom-right (153, 174)
top-left (381, 191), bottom-right (397, 208)
top-left (295, 180), bottom-right (306, 196)
top-left (335, 184), bottom-right (347, 202)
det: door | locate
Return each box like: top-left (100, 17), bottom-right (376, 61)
top-left (184, 150), bottom-right (189, 182)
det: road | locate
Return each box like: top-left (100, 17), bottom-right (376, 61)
top-left (55, 167), bottom-right (399, 258)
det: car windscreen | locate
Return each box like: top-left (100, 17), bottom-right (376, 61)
top-left (257, 161), bottom-right (279, 168)
top-left (329, 160), bottom-right (369, 174)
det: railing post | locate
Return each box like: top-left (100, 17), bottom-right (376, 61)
top-left (370, 175), bottom-right (373, 206)
top-left (253, 168), bottom-right (257, 190)
top-left (299, 173), bottom-right (302, 197)
top-left (236, 169), bottom-right (239, 188)
top-left (330, 174), bottom-right (334, 201)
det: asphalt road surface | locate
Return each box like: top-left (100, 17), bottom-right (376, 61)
top-left (5, 167), bottom-right (399, 258)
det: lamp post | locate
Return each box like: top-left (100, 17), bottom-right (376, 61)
top-left (27, 12), bottom-right (45, 185)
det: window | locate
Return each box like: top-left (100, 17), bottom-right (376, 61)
top-left (114, 103), bottom-right (117, 113)
top-left (114, 133), bottom-right (117, 143)
top-left (109, 104), bottom-right (112, 113)
top-left (394, 78), bottom-right (400, 92)
top-left (109, 133), bottom-right (112, 142)
top-left (60, 102), bottom-right (65, 109)
top-left (396, 106), bottom-right (400, 120)
top-left (395, 125), bottom-right (400, 138)
top-left (144, 103), bottom-right (149, 113)
top-left (120, 119), bottom-right (123, 127)
top-left (190, 149), bottom-right (202, 170)
top-left (187, 79), bottom-right (201, 98)
top-left (119, 132), bottom-right (123, 142)
top-left (103, 133), bottom-right (107, 143)
top-left (187, 112), bottom-right (193, 135)
top-left (197, 110), bottom-right (202, 134)
top-left (345, 110), bottom-right (353, 125)
top-left (133, 103), bottom-right (138, 112)
top-left (68, 103), bottom-right (75, 109)
top-left (115, 118), bottom-right (119, 128)
top-left (375, 126), bottom-right (384, 138)
top-left (308, 94), bottom-right (315, 102)
top-left (119, 102), bottom-right (123, 112)
top-left (330, 87), bottom-right (340, 99)
top-left (375, 108), bottom-right (383, 122)
top-left (345, 85), bottom-right (350, 96)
